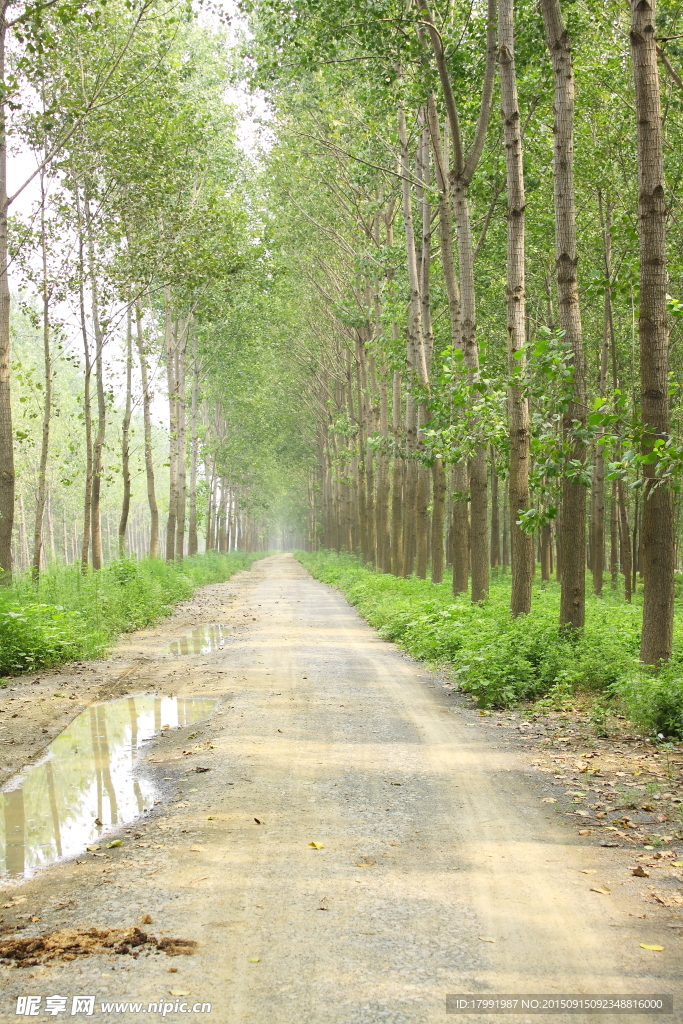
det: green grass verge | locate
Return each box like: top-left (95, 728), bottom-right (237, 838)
top-left (0, 550), bottom-right (266, 676)
top-left (296, 549), bottom-right (683, 739)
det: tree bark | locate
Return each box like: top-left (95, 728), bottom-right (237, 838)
top-left (490, 450), bottom-right (500, 567)
top-left (500, 0), bottom-right (533, 616)
top-left (31, 178), bottom-right (52, 582)
top-left (0, 18), bottom-right (13, 581)
top-left (431, 459), bottom-right (446, 583)
top-left (630, 0), bottom-right (674, 664)
top-left (188, 335), bottom-right (199, 556)
top-left (135, 302), bottom-right (159, 557)
top-left (164, 293), bottom-right (177, 562)
top-left (78, 227), bottom-right (93, 572)
top-left (391, 370), bottom-right (404, 576)
top-left (541, 0), bottom-right (587, 630)
top-left (175, 320), bottom-right (188, 561)
top-left (86, 200), bottom-right (105, 571)
top-left (118, 306), bottom-right (133, 557)
top-left (451, 462), bottom-right (469, 594)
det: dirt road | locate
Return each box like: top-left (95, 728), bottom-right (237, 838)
top-left (0, 553), bottom-right (681, 1023)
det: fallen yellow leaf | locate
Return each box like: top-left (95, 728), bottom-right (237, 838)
top-left (207, 816), bottom-right (216, 820)
top-left (309, 842), bottom-right (324, 849)
top-left (640, 944), bottom-right (664, 951)
top-left (86, 845), bottom-right (100, 852)
top-left (106, 840), bottom-right (122, 849)
top-left (249, 957), bottom-right (260, 963)
top-left (590, 886), bottom-right (610, 895)
top-left (170, 989), bottom-right (190, 996)
top-left (672, 861), bottom-right (683, 867)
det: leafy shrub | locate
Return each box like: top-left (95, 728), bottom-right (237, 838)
top-left (613, 669), bottom-right (683, 739)
top-left (0, 551), bottom-right (263, 677)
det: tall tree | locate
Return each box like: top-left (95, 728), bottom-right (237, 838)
top-left (630, 0), bottom-right (674, 664)
top-left (540, 0), bottom-right (587, 631)
top-left (499, 0), bottom-right (533, 616)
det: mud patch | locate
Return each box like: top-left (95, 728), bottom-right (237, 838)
top-left (0, 926), bottom-right (197, 966)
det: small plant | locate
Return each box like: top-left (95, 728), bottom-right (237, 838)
top-left (590, 699), bottom-right (610, 738)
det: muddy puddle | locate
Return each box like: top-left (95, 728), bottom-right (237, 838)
top-left (0, 694), bottom-right (215, 880)
top-left (168, 624), bottom-right (234, 655)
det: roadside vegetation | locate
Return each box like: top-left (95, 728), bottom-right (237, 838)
top-left (298, 551), bottom-right (683, 740)
top-left (0, 551), bottom-right (263, 677)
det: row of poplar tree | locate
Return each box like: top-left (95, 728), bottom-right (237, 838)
top-left (1, 0), bottom-right (289, 584)
top-left (238, 0), bottom-right (683, 667)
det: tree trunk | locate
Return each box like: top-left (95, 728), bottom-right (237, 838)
top-left (86, 201), bottom-right (105, 571)
top-left (376, 370), bottom-right (391, 571)
top-left (431, 459), bottom-right (446, 583)
top-left (165, 294), bottom-right (177, 562)
top-left (630, 0), bottom-right (674, 664)
top-left (451, 462), bottom-right (469, 594)
top-left (31, 179), bottom-right (52, 583)
top-left (188, 336), bottom-right (200, 556)
top-left (618, 479), bottom-right (632, 603)
top-left (490, 450), bottom-right (500, 568)
top-left (0, 20), bottom-right (14, 581)
top-left (500, 0), bottom-right (533, 616)
top-left (175, 320), bottom-right (188, 561)
top-left (610, 479), bottom-right (619, 589)
top-left (135, 301), bottom-right (159, 557)
top-left (391, 371), bottom-right (404, 576)
top-left (541, 0), bottom-right (587, 630)
top-left (118, 306), bottom-right (133, 557)
top-left (78, 229), bottom-right (93, 572)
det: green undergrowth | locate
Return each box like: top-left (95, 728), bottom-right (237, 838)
top-left (296, 549), bottom-right (683, 738)
top-left (0, 550), bottom-right (265, 677)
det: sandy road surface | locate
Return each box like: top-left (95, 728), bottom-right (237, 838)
top-left (0, 553), bottom-right (681, 1024)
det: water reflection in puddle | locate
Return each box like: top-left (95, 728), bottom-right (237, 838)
top-left (168, 624), bottom-right (233, 655)
top-left (0, 694), bottom-right (215, 880)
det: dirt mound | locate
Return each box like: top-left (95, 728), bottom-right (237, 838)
top-left (0, 926), bottom-right (198, 967)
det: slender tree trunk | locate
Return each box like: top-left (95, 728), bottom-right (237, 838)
top-left (502, 480), bottom-right (510, 569)
top-left (431, 459), bottom-right (445, 583)
top-left (31, 179), bottom-right (52, 583)
top-left (164, 294), bottom-right (177, 562)
top-left (135, 302), bottom-right (159, 557)
top-left (86, 200), bottom-right (105, 571)
top-left (175, 321), bottom-right (188, 561)
top-left (376, 370), bottom-right (391, 571)
top-left (490, 450), bottom-right (500, 567)
top-left (188, 336), bottom-right (199, 556)
top-left (78, 232), bottom-right (92, 571)
top-left (451, 462), bottom-right (469, 594)
top-left (0, 18), bottom-right (14, 581)
top-left (630, 0), bottom-right (674, 664)
top-left (610, 479), bottom-right (619, 589)
top-left (402, 399), bottom-right (418, 576)
top-left (618, 480), bottom-right (632, 603)
top-left (118, 306), bottom-right (133, 557)
top-left (391, 371), bottom-right (404, 576)
top-left (18, 493), bottom-right (28, 570)
top-left (500, 0), bottom-right (533, 616)
top-left (541, 0), bottom-right (587, 630)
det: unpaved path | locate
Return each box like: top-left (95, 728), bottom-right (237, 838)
top-left (0, 553), bottom-right (681, 1023)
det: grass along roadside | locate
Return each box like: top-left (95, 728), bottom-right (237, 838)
top-left (0, 551), bottom-right (266, 677)
top-left (296, 549), bottom-right (683, 740)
